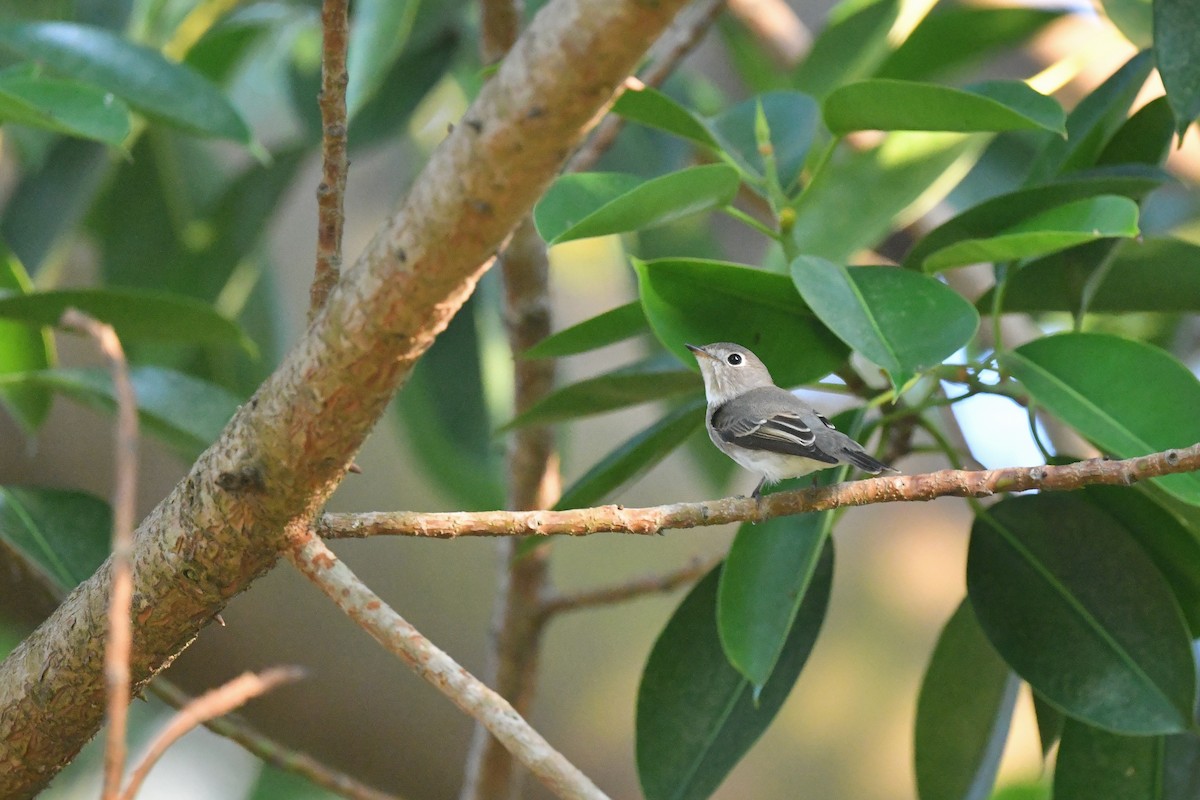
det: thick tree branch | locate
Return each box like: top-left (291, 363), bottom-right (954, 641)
top-left (286, 530), bottom-right (608, 800)
top-left (315, 444), bottom-right (1200, 539)
top-left (0, 1), bottom-right (690, 794)
top-left (310, 0), bottom-right (350, 320)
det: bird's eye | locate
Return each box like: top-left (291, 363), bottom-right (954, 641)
top-left (727, 353), bottom-right (743, 365)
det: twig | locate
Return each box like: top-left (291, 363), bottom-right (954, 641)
top-left (725, 0), bottom-right (811, 67)
top-left (539, 555), bottom-right (722, 618)
top-left (58, 309), bottom-right (138, 800)
top-left (285, 529), bottom-right (610, 800)
top-left (315, 443), bottom-right (1200, 539)
top-left (567, 0), bottom-right (725, 173)
top-left (148, 680), bottom-right (403, 800)
top-left (310, 0), bottom-right (350, 321)
top-left (119, 668), bottom-right (305, 800)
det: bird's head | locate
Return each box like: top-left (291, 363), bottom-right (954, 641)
top-left (685, 342), bottom-right (774, 404)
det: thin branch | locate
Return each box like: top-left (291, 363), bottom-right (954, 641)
top-left (725, 0), bottom-right (811, 67)
top-left (567, 0), bottom-right (725, 173)
top-left (58, 309), bottom-right (138, 800)
top-left (539, 555), bottom-right (722, 618)
top-left (285, 529), bottom-right (610, 800)
top-left (310, 0), bottom-right (350, 321)
top-left (316, 444), bottom-right (1200, 539)
top-left (119, 668), bottom-right (305, 800)
top-left (148, 680), bottom-right (404, 800)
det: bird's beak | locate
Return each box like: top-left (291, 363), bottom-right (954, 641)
top-left (685, 343), bottom-right (716, 360)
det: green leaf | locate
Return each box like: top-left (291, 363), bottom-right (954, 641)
top-left (0, 68), bottom-right (131, 146)
top-left (1081, 484), bottom-right (1200, 635)
top-left (0, 288), bottom-right (253, 351)
top-left (824, 80), bottom-right (1065, 136)
top-left (1025, 50), bottom-right (1155, 183)
top-left (903, 166), bottom-right (1169, 269)
top-left (0, 486), bottom-right (110, 593)
top-left (634, 258), bottom-right (848, 387)
top-left (555, 402), bottom-right (704, 510)
top-left (1097, 96), bottom-right (1176, 167)
top-left (611, 86), bottom-right (719, 150)
top-left (346, 0), bottom-right (418, 117)
top-left (0, 245), bottom-right (53, 433)
top-left (0, 22), bottom-right (251, 142)
top-left (968, 494), bottom-right (1196, 734)
top-left (1054, 719), bottom-right (1200, 800)
top-left (717, 510), bottom-right (831, 691)
top-left (708, 91), bottom-right (819, 190)
top-left (1032, 691), bottom-right (1065, 758)
top-left (790, 258), bottom-right (978, 389)
top-left (1099, 0), bottom-right (1152, 47)
top-left (790, 131), bottom-right (986, 262)
top-left (914, 599), bottom-right (1018, 800)
top-left (525, 302), bottom-right (649, 359)
top-left (534, 165), bottom-right (740, 245)
top-left (637, 551), bottom-right (832, 800)
top-left (3, 366), bottom-right (241, 460)
top-left (792, 0), bottom-right (900, 100)
top-left (1154, 0), bottom-right (1200, 136)
top-left (921, 195), bottom-right (1140, 272)
top-left (501, 359), bottom-right (701, 430)
top-left (876, 6), bottom-right (1065, 82)
top-left (1003, 333), bottom-right (1200, 506)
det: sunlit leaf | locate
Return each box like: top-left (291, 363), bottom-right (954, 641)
top-left (825, 80), bottom-right (1064, 135)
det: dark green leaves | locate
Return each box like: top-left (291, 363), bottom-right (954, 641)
top-left (611, 86), bottom-right (719, 150)
top-left (534, 166), bottom-right (740, 245)
top-left (0, 486), bottom-right (110, 592)
top-left (968, 494), bottom-right (1196, 734)
top-left (635, 258), bottom-right (848, 388)
top-left (525, 302), bottom-right (648, 359)
top-left (637, 551), bottom-right (832, 800)
top-left (915, 600), bottom-right (1018, 800)
top-left (1153, 0), bottom-right (1200, 136)
top-left (0, 22), bottom-right (250, 142)
top-left (709, 91), bottom-right (819, 189)
top-left (824, 80), bottom-right (1065, 136)
top-left (1004, 333), bottom-right (1200, 505)
top-left (791, 258), bottom-right (978, 388)
top-left (0, 67), bottom-right (131, 146)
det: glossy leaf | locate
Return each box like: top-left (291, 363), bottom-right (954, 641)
top-left (637, 550), bottom-right (832, 800)
top-left (903, 166), bottom-right (1169, 269)
top-left (0, 68), bottom-right (130, 146)
top-left (825, 80), bottom-right (1064, 136)
top-left (555, 402), bottom-right (704, 510)
top-left (525, 302), bottom-right (649, 359)
top-left (1154, 0), bottom-right (1200, 136)
top-left (876, 7), bottom-right (1064, 82)
top-left (921, 195), bottom-right (1139, 272)
top-left (1004, 333), bottom-right (1200, 505)
top-left (0, 246), bottom-right (53, 434)
top-left (718, 510), bottom-right (831, 691)
top-left (1025, 50), bottom-right (1154, 183)
top-left (791, 258), bottom-right (978, 388)
top-left (708, 91), bottom-right (819, 190)
top-left (534, 165), bottom-right (740, 245)
top-left (346, 0), bottom-right (417, 116)
top-left (5, 366), bottom-right (241, 460)
top-left (968, 494), bottom-right (1196, 734)
top-left (915, 599), bottom-right (1018, 800)
top-left (790, 131), bottom-right (985, 262)
top-left (792, 0), bottom-right (899, 99)
top-left (0, 288), bottom-right (252, 350)
top-left (1054, 719), bottom-right (1200, 800)
top-left (0, 486), bottom-right (110, 592)
top-left (501, 359), bottom-right (700, 430)
top-left (634, 258), bottom-right (848, 388)
top-left (0, 22), bottom-right (250, 142)
top-left (611, 86), bottom-right (719, 150)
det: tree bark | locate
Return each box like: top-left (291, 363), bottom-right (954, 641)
top-left (0, 0), bottom-right (689, 794)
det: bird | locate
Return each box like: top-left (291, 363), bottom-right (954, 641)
top-left (686, 342), bottom-right (895, 498)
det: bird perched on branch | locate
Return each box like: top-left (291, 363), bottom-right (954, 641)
top-left (686, 342), bottom-right (895, 499)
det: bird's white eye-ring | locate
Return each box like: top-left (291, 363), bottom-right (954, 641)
top-left (727, 353), bottom-right (743, 365)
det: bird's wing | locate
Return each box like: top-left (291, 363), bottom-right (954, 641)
top-left (711, 402), bottom-right (839, 464)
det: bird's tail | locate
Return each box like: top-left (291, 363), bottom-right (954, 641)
top-left (841, 447), bottom-right (896, 475)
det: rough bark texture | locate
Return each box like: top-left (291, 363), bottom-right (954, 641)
top-left (0, 0), bottom-right (690, 794)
